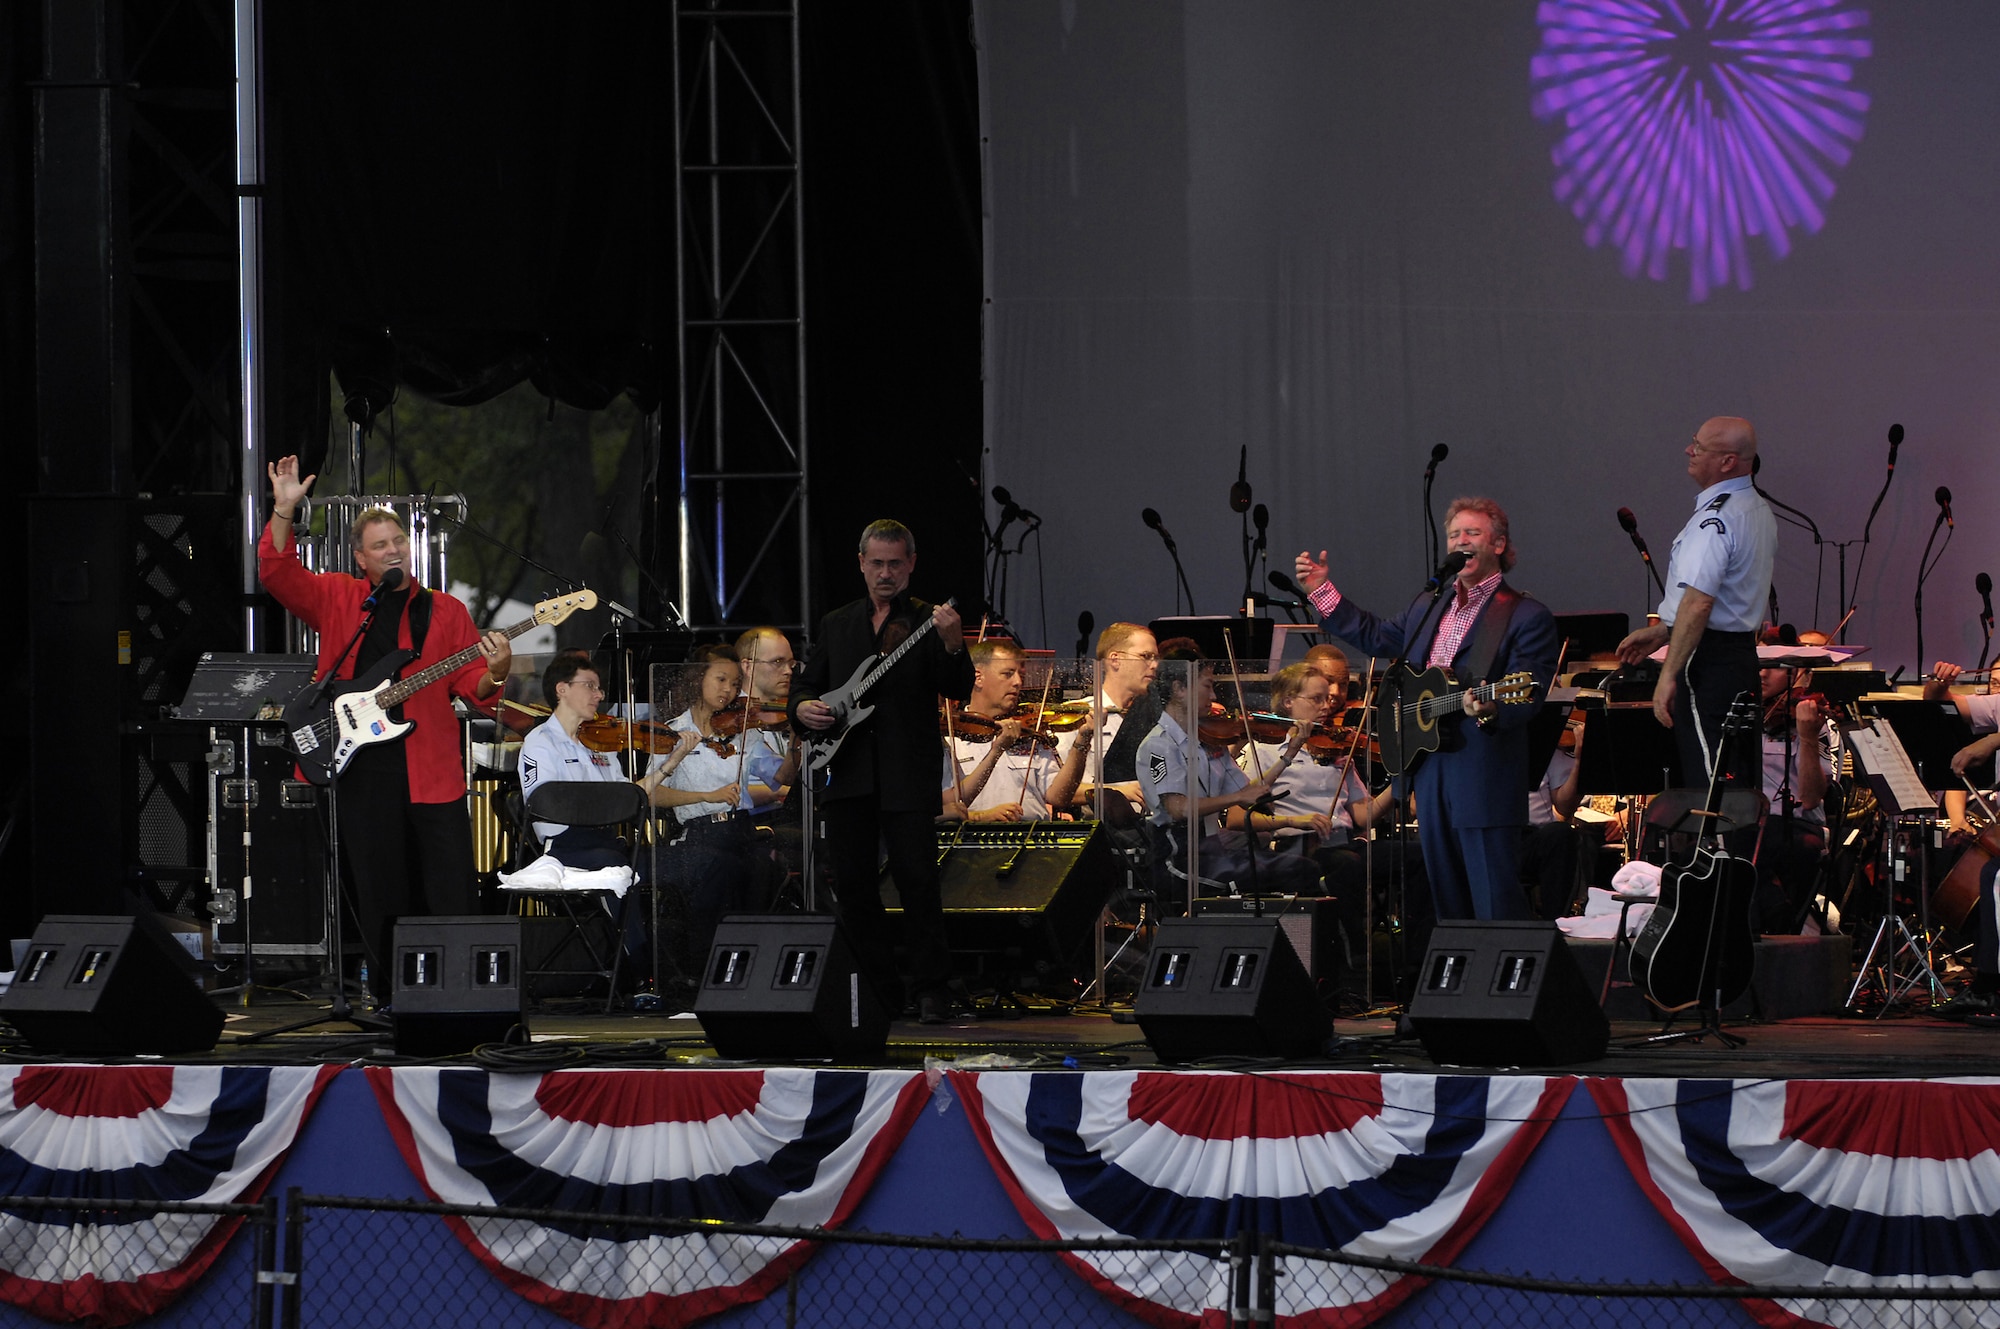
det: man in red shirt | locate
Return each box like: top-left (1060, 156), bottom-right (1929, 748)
top-left (261, 455), bottom-right (512, 1003)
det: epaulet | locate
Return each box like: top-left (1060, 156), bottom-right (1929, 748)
top-left (1704, 491), bottom-right (1733, 512)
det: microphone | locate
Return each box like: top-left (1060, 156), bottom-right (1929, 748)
top-left (1887, 422), bottom-right (1904, 475)
top-left (1142, 507), bottom-right (1177, 553)
top-left (1229, 446), bottom-right (1252, 513)
top-left (1979, 572), bottom-right (1995, 627)
top-left (991, 485), bottom-right (1024, 538)
top-left (994, 485), bottom-right (1041, 528)
top-left (1075, 610), bottom-right (1095, 658)
top-left (1424, 443), bottom-right (1449, 482)
top-left (1251, 502), bottom-right (1269, 551)
top-left (363, 566), bottom-right (406, 609)
top-left (1936, 485), bottom-right (1954, 530)
top-left (1616, 506), bottom-right (1649, 554)
top-left (1432, 550), bottom-right (1469, 586)
top-left (1269, 570), bottom-right (1305, 599)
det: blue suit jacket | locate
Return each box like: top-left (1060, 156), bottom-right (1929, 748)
top-left (1321, 583), bottom-right (1560, 829)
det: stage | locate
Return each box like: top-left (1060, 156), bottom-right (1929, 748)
top-left (2, 997), bottom-right (1999, 1328)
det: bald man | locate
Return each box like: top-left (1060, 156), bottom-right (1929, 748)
top-left (1616, 416), bottom-right (1776, 788)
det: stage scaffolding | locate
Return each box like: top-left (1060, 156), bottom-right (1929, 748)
top-left (672, 0), bottom-right (811, 635)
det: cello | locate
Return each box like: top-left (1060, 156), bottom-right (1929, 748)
top-left (1627, 693), bottom-right (1762, 1019)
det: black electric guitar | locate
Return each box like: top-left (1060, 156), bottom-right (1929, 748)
top-left (800, 597), bottom-right (957, 775)
top-left (285, 589), bottom-right (597, 785)
top-left (1376, 664), bottom-right (1539, 776)
top-left (1626, 694), bottom-right (1761, 1013)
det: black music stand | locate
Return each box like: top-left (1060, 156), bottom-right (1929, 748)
top-left (1148, 616), bottom-right (1273, 667)
top-left (1573, 704), bottom-right (1683, 797)
top-left (1860, 697), bottom-right (1991, 789)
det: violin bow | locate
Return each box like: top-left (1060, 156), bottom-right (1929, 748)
top-left (1218, 631), bottom-right (1265, 782)
top-left (1327, 656), bottom-right (1380, 821)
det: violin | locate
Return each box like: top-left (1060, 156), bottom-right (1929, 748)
top-left (1011, 703), bottom-right (1091, 733)
top-left (574, 715), bottom-right (686, 756)
top-left (940, 703), bottom-right (1057, 750)
top-left (497, 699), bottom-right (552, 737)
top-left (711, 697), bottom-right (789, 738)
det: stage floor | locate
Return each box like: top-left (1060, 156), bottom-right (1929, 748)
top-left (178, 991), bottom-right (2000, 1080)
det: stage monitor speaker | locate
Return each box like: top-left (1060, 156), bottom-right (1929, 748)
top-left (0, 914), bottom-right (223, 1054)
top-left (1407, 920), bottom-right (1608, 1067)
top-left (695, 915), bottom-right (888, 1060)
top-left (391, 916), bottom-right (527, 1057)
top-left (1134, 917), bottom-right (1330, 1063)
top-left (884, 822), bottom-right (1114, 975)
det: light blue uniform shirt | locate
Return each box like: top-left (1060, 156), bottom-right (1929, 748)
top-left (1659, 475), bottom-right (1776, 634)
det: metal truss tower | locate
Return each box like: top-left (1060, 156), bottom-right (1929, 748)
top-left (671, 0), bottom-right (810, 634)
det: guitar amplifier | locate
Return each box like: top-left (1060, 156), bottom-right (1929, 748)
top-left (883, 821), bottom-right (1114, 971)
top-left (1193, 896), bottom-right (1347, 985)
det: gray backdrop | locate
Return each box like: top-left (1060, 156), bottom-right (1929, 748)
top-left (977, 1), bottom-right (2000, 675)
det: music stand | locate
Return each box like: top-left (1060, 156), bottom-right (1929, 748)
top-left (1148, 616), bottom-right (1273, 667)
top-left (1842, 717), bottom-right (1948, 1013)
top-left (1573, 702), bottom-right (1684, 797)
top-left (1860, 697), bottom-right (1993, 788)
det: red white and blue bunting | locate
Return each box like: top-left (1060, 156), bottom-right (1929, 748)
top-left (1594, 1077), bottom-right (2000, 1329)
top-left (368, 1067), bottom-right (928, 1329)
top-left (953, 1070), bottom-right (1572, 1327)
top-left (0, 1063), bottom-right (338, 1326)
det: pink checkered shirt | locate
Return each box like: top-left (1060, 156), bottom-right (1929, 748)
top-left (1307, 570), bottom-right (1504, 669)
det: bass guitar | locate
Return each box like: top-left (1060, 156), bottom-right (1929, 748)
top-left (1626, 693), bottom-right (1762, 1013)
top-left (801, 597), bottom-right (957, 775)
top-left (1376, 664), bottom-right (1538, 776)
top-left (285, 589), bottom-right (597, 784)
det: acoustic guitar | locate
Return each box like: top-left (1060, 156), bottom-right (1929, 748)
top-left (1375, 664), bottom-right (1538, 776)
top-left (1626, 694), bottom-right (1762, 1013)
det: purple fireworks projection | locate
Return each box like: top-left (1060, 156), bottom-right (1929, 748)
top-left (1530, 0), bottom-right (1872, 302)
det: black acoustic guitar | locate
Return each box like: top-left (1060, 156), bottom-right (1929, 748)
top-left (1626, 694), bottom-right (1762, 1013)
top-left (285, 589), bottom-right (596, 785)
top-left (1375, 664), bottom-right (1538, 776)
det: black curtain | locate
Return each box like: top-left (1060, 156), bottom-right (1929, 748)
top-left (264, 0), bottom-right (982, 630)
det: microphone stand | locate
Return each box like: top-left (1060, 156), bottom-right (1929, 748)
top-left (1152, 528), bottom-right (1196, 615)
top-left (1375, 570), bottom-right (1460, 1007)
top-left (1914, 515), bottom-right (1954, 679)
top-left (1845, 447), bottom-right (1901, 644)
top-left (1981, 600), bottom-right (1994, 675)
top-left (240, 600), bottom-right (394, 1043)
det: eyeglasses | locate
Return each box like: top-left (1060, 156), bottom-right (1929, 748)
top-left (1686, 439), bottom-right (1738, 456)
top-left (1114, 651), bottom-right (1159, 662)
top-left (755, 659), bottom-right (801, 673)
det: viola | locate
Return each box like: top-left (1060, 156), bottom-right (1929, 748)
top-left (1012, 703), bottom-right (1091, 733)
top-left (941, 703), bottom-right (1057, 750)
top-left (496, 699), bottom-right (552, 737)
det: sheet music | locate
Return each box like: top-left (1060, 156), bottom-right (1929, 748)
top-left (1845, 720), bottom-right (1938, 817)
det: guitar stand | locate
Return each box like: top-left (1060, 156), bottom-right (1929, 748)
top-left (1844, 814), bottom-right (1946, 1015)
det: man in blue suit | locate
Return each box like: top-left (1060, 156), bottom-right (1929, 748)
top-left (1295, 497), bottom-right (1560, 920)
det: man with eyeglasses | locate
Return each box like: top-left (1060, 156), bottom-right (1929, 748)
top-left (1065, 622), bottom-right (1161, 818)
top-left (1616, 417), bottom-right (1775, 789)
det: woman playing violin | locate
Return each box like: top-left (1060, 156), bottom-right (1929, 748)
top-left (941, 641), bottom-right (1092, 821)
top-left (1232, 660), bottom-right (1392, 852)
top-left (653, 645), bottom-right (781, 969)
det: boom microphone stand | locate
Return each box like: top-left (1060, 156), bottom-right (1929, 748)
top-left (239, 585), bottom-right (398, 1043)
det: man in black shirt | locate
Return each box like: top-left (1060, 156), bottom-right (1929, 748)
top-left (792, 520), bottom-right (973, 1023)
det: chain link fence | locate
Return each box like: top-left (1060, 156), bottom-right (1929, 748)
top-left (0, 1194), bottom-right (276, 1329)
top-left (1, 1192), bottom-right (1995, 1328)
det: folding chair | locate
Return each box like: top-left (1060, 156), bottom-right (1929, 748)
top-left (503, 781), bottom-right (651, 1013)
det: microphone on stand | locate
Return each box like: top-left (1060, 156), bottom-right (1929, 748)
top-left (1269, 570), bottom-right (1307, 601)
top-left (1887, 422), bottom-right (1904, 477)
top-left (1143, 508), bottom-right (1195, 613)
top-left (1424, 443), bottom-right (1449, 481)
top-left (1075, 610), bottom-right (1094, 659)
top-left (1229, 446), bottom-right (1252, 513)
top-left (1428, 550), bottom-right (1468, 592)
top-left (1935, 485), bottom-right (1954, 530)
top-left (362, 566), bottom-right (406, 609)
top-left (1979, 572), bottom-right (1994, 628)
top-left (1617, 506), bottom-right (1668, 597)
top-left (991, 486), bottom-right (1020, 541)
